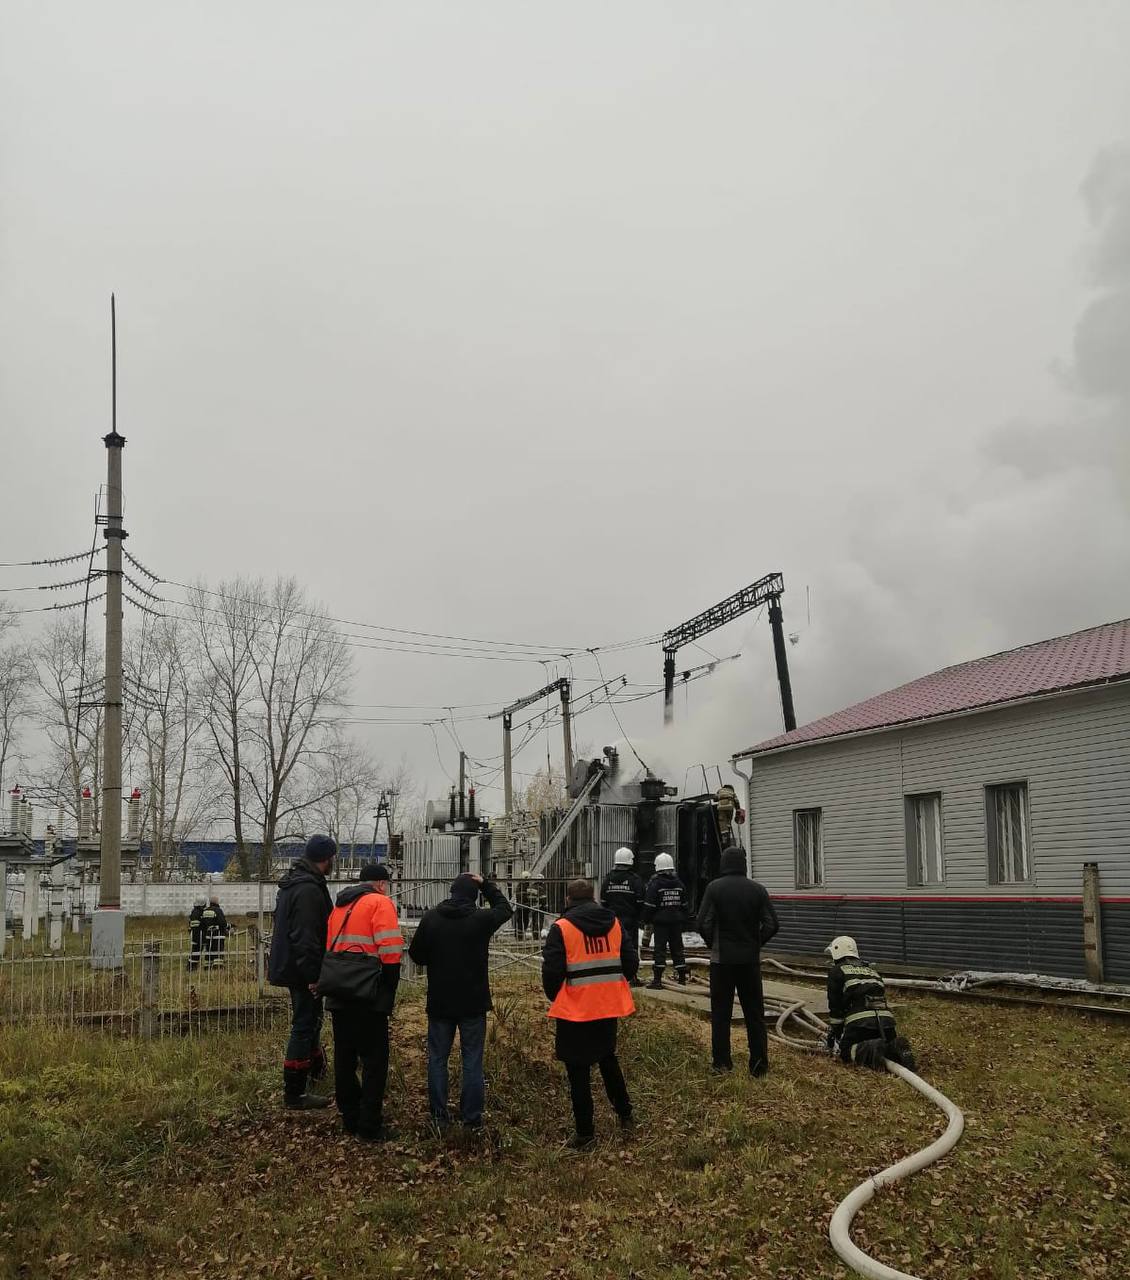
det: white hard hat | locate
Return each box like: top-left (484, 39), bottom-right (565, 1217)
top-left (521, 870), bottom-right (531, 879)
top-left (613, 847), bottom-right (634, 867)
top-left (825, 935), bottom-right (859, 961)
top-left (654, 853), bottom-right (675, 873)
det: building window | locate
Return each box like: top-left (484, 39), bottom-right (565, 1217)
top-left (794, 808), bottom-right (824, 887)
top-left (905, 792), bottom-right (944, 885)
top-left (986, 782), bottom-right (1031, 883)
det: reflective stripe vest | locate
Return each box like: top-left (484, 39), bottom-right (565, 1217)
top-left (326, 891), bottom-right (403, 965)
top-left (547, 918), bottom-right (635, 1022)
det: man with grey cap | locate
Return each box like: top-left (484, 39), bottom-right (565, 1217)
top-left (268, 834), bottom-right (336, 1109)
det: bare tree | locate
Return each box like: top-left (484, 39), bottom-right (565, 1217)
top-left (308, 728), bottom-right (381, 852)
top-left (32, 618), bottom-right (103, 830)
top-left (189, 577), bottom-right (263, 877)
top-left (127, 615), bottom-right (211, 879)
top-left (380, 754), bottom-right (423, 835)
top-left (243, 578), bottom-right (352, 873)
top-left (0, 603), bottom-right (34, 799)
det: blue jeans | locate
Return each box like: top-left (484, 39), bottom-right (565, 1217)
top-left (427, 1015), bottom-right (487, 1126)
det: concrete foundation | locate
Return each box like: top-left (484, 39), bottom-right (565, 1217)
top-left (91, 908), bottom-right (126, 969)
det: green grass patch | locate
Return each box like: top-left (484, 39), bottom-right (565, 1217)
top-left (0, 981), bottom-right (1127, 1278)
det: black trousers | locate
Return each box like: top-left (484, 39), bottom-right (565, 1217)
top-left (652, 923), bottom-right (685, 974)
top-left (709, 962), bottom-right (768, 1073)
top-left (565, 1056), bottom-right (632, 1138)
top-left (331, 1008), bottom-right (390, 1135)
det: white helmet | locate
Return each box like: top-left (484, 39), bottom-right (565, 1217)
top-left (613, 847), bottom-right (634, 867)
top-left (654, 853), bottom-right (675, 873)
top-left (825, 935), bottom-right (859, 962)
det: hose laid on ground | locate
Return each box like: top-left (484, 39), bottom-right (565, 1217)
top-left (828, 1061), bottom-right (965, 1280)
top-left (755, 972), bottom-right (968, 1280)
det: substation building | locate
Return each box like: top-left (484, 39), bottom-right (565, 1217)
top-left (734, 618), bottom-right (1130, 982)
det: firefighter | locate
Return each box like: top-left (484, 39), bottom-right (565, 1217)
top-left (643, 853), bottom-right (690, 987)
top-left (542, 878), bottom-right (636, 1149)
top-left (187, 898), bottom-right (206, 970)
top-left (514, 871), bottom-right (545, 941)
top-left (715, 783), bottom-right (740, 845)
top-left (201, 894), bottom-right (229, 968)
top-left (825, 936), bottom-right (917, 1071)
top-left (600, 848), bottom-right (645, 986)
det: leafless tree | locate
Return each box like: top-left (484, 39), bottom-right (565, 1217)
top-left (188, 577), bottom-right (263, 877)
top-left (243, 578), bottom-right (352, 873)
top-left (308, 728), bottom-right (382, 853)
top-left (380, 754), bottom-right (424, 835)
top-left (0, 603), bottom-right (35, 800)
top-left (127, 615), bottom-right (211, 879)
top-left (191, 577), bottom-right (352, 877)
top-left (32, 618), bottom-right (103, 830)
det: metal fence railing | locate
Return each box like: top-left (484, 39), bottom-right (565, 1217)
top-left (0, 882), bottom-right (571, 1036)
top-left (0, 929), bottom-right (284, 1037)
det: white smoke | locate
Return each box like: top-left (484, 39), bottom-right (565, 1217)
top-left (624, 145), bottom-right (1130, 779)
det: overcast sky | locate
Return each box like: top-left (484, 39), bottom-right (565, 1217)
top-left (2, 2), bottom-right (1129, 812)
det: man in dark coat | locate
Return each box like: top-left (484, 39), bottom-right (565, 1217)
top-left (543, 879), bottom-right (637, 1150)
top-left (268, 833), bottom-right (336, 1109)
top-left (408, 873), bottom-right (512, 1130)
top-left (695, 845), bottom-right (779, 1076)
top-left (642, 853), bottom-right (690, 987)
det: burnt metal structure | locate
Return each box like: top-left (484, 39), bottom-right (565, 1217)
top-left (661, 571), bottom-right (796, 732)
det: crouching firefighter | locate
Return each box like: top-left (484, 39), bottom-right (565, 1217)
top-left (824, 936), bottom-right (916, 1072)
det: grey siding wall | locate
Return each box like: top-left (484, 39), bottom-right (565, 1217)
top-left (748, 681), bottom-right (1130, 897)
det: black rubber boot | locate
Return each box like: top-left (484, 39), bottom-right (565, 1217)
top-left (646, 968), bottom-right (664, 990)
top-left (565, 1133), bottom-right (596, 1152)
top-left (676, 967), bottom-right (689, 985)
top-left (285, 1092), bottom-right (332, 1110)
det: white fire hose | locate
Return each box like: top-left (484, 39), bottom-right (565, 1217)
top-left (669, 970), bottom-right (966, 1279)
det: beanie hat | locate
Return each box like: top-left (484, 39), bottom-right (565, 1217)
top-left (720, 847), bottom-right (747, 875)
top-left (305, 833), bottom-right (337, 864)
top-left (359, 863), bottom-right (390, 882)
top-left (449, 873), bottom-right (480, 903)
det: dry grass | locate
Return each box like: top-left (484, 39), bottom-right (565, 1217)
top-left (0, 978), bottom-right (1127, 1279)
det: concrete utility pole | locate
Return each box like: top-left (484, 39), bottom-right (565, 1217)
top-left (93, 295), bottom-right (127, 969)
top-left (502, 714), bottom-right (513, 817)
top-left (560, 682), bottom-right (574, 782)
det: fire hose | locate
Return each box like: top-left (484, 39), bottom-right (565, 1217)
top-left (666, 972), bottom-right (966, 1280)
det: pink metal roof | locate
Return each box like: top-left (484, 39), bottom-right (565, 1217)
top-left (741, 617), bottom-right (1130, 757)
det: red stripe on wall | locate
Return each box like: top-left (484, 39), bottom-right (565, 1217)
top-left (768, 893), bottom-right (1110, 904)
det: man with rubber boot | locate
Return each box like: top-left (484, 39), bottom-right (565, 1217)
top-left (824, 935), bottom-right (917, 1072)
top-left (268, 834), bottom-right (336, 1110)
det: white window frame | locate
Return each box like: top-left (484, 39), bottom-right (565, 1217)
top-left (906, 792), bottom-right (945, 886)
top-left (986, 782), bottom-right (1031, 884)
top-left (794, 808), bottom-right (824, 888)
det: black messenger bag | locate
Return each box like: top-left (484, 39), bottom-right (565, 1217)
top-left (317, 901), bottom-right (384, 1005)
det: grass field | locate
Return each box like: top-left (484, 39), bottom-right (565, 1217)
top-left (1, 978), bottom-right (1127, 1279)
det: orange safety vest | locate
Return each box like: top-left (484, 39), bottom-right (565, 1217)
top-left (547, 917), bottom-right (635, 1022)
top-left (326, 891), bottom-right (403, 965)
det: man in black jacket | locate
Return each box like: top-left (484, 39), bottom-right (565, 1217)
top-left (268, 834), bottom-right (336, 1110)
top-left (408, 872), bottom-right (512, 1131)
top-left (187, 898), bottom-right (205, 971)
top-left (695, 845), bottom-right (779, 1076)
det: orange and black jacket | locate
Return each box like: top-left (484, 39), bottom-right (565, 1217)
top-left (324, 883), bottom-right (404, 1014)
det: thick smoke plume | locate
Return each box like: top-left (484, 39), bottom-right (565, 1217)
top-left (626, 146), bottom-right (1130, 785)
